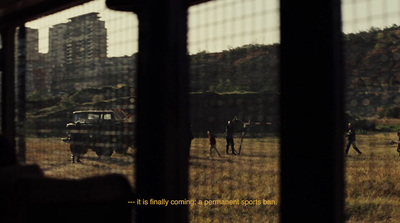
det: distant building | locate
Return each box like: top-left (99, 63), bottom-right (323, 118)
top-left (49, 12), bottom-right (108, 93)
top-left (24, 27), bottom-right (49, 94)
top-left (25, 12), bottom-right (135, 96)
top-left (66, 12), bottom-right (107, 65)
top-left (26, 27), bottom-right (39, 61)
top-left (49, 23), bottom-right (68, 67)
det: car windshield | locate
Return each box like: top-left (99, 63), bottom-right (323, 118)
top-left (74, 112), bottom-right (113, 123)
top-left (103, 113), bottom-right (113, 120)
top-left (74, 113), bottom-right (88, 123)
top-left (87, 113), bottom-right (101, 122)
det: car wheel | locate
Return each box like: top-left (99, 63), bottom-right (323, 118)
top-left (95, 147), bottom-right (113, 157)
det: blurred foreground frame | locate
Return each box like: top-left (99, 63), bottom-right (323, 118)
top-left (107, 0), bottom-right (194, 222)
top-left (280, 0), bottom-right (344, 222)
top-left (0, 0), bottom-right (345, 223)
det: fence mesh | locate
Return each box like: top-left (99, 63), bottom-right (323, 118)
top-left (17, 0), bottom-right (282, 222)
top-left (8, 0), bottom-right (400, 222)
top-left (342, 0), bottom-right (400, 222)
top-left (188, 0), bottom-right (280, 222)
top-left (23, 0), bottom-right (138, 185)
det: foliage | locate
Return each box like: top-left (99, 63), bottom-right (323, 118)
top-left (27, 91), bottom-right (46, 102)
top-left (92, 94), bottom-right (105, 103)
top-left (375, 124), bottom-right (400, 132)
top-left (190, 44), bottom-right (279, 93)
top-left (344, 24), bottom-right (400, 89)
top-left (26, 84), bottom-right (135, 137)
top-left (378, 107), bottom-right (400, 119)
top-left (348, 118), bottom-right (376, 133)
top-left (343, 24), bottom-right (400, 117)
top-left (26, 91), bottom-right (61, 110)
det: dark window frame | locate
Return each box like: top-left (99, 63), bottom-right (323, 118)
top-left (0, 0), bottom-right (345, 222)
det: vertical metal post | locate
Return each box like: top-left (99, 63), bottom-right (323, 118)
top-left (280, 1), bottom-right (344, 222)
top-left (0, 26), bottom-right (17, 166)
top-left (16, 25), bottom-right (27, 164)
top-left (135, 1), bottom-right (190, 223)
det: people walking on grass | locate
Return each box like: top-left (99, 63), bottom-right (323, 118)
top-left (225, 117), bottom-right (238, 155)
top-left (207, 131), bottom-right (221, 158)
top-left (345, 122), bottom-right (362, 155)
top-left (390, 131), bottom-right (400, 156)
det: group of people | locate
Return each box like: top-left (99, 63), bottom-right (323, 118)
top-left (207, 121), bottom-right (400, 158)
top-left (208, 119), bottom-right (366, 158)
top-left (339, 122), bottom-right (400, 156)
top-left (207, 117), bottom-right (241, 158)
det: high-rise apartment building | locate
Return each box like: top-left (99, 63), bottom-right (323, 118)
top-left (27, 12), bottom-right (134, 95)
top-left (26, 27), bottom-right (39, 61)
top-left (49, 23), bottom-right (68, 67)
top-left (49, 12), bottom-right (108, 93)
top-left (24, 27), bottom-right (49, 94)
top-left (66, 12), bottom-right (107, 64)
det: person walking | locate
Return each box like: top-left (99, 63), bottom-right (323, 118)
top-left (345, 122), bottom-right (362, 155)
top-left (207, 131), bottom-right (221, 158)
top-left (390, 131), bottom-right (400, 156)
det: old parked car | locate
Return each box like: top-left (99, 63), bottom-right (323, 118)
top-left (63, 110), bottom-right (135, 157)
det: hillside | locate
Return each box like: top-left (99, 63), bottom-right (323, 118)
top-left (26, 25), bottom-right (400, 136)
top-left (26, 84), bottom-right (134, 136)
top-left (343, 25), bottom-right (400, 117)
top-left (189, 25), bottom-right (400, 118)
top-left (190, 44), bottom-right (279, 94)
top-left (344, 25), bottom-right (400, 88)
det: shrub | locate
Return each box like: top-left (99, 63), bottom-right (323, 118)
top-left (352, 119), bottom-right (376, 132)
top-left (378, 107), bottom-right (400, 118)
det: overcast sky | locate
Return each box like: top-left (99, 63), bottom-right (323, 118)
top-left (26, 0), bottom-right (400, 57)
top-left (342, 0), bottom-right (400, 33)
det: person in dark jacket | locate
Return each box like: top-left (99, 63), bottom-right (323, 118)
top-left (225, 117), bottom-right (238, 155)
top-left (345, 122), bottom-right (362, 155)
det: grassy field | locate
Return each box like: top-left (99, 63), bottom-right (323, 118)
top-left (189, 137), bottom-right (280, 222)
top-left (25, 136), bottom-right (280, 222)
top-left (25, 137), bottom-right (135, 185)
top-left (25, 133), bottom-right (400, 222)
top-left (345, 133), bottom-right (400, 222)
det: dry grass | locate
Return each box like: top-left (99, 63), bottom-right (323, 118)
top-left (345, 133), bottom-right (400, 222)
top-left (188, 137), bottom-right (280, 222)
top-left (25, 136), bottom-right (281, 222)
top-left (188, 133), bottom-right (400, 222)
top-left (25, 137), bottom-right (135, 185)
top-left (28, 133), bottom-right (400, 222)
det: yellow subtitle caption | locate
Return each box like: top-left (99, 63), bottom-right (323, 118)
top-left (127, 199), bottom-right (277, 206)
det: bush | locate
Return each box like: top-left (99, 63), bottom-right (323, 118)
top-left (352, 119), bottom-right (376, 132)
top-left (92, 94), bottom-right (105, 103)
top-left (378, 107), bottom-right (400, 118)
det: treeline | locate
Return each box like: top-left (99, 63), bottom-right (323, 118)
top-left (344, 24), bottom-right (400, 89)
top-left (189, 25), bottom-right (400, 94)
top-left (189, 44), bottom-right (279, 93)
top-left (26, 85), bottom-right (134, 136)
top-left (26, 24), bottom-right (400, 136)
top-left (343, 24), bottom-right (400, 117)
